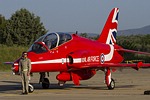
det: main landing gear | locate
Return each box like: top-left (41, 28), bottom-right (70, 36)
top-left (38, 70), bottom-right (116, 90)
top-left (105, 68), bottom-right (115, 90)
top-left (39, 72), bottom-right (66, 89)
top-left (39, 72), bottom-right (50, 89)
top-left (42, 78), bottom-right (50, 89)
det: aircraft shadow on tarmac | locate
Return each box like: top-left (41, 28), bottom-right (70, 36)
top-left (0, 80), bottom-right (136, 93)
top-left (0, 81), bottom-right (21, 92)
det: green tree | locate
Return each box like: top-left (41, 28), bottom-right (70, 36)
top-left (139, 35), bottom-right (150, 52)
top-left (3, 8), bottom-right (47, 46)
top-left (80, 33), bottom-right (88, 38)
top-left (118, 39), bottom-right (137, 60)
top-left (0, 14), bottom-right (7, 44)
top-left (90, 35), bottom-right (99, 40)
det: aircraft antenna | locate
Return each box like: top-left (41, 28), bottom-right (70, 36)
top-left (76, 31), bottom-right (78, 34)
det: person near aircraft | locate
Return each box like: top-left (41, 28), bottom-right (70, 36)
top-left (19, 51), bottom-right (31, 95)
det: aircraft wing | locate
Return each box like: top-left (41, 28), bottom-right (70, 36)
top-left (116, 48), bottom-right (150, 55)
top-left (99, 62), bottom-right (150, 69)
top-left (69, 61), bottom-right (150, 71)
top-left (86, 62), bottom-right (149, 68)
top-left (67, 49), bottom-right (150, 70)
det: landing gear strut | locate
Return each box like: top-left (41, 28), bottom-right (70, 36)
top-left (105, 68), bottom-right (115, 90)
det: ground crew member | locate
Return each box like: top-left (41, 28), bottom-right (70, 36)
top-left (19, 51), bottom-right (31, 94)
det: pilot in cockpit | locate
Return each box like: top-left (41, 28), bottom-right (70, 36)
top-left (43, 36), bottom-right (51, 49)
top-left (59, 34), bottom-right (67, 45)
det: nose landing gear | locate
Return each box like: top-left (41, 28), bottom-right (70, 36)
top-left (28, 84), bottom-right (34, 93)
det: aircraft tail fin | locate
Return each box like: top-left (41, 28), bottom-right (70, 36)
top-left (97, 8), bottom-right (119, 45)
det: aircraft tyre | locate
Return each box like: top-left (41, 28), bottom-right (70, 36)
top-left (28, 84), bottom-right (34, 93)
top-left (107, 78), bottom-right (115, 90)
top-left (42, 78), bottom-right (50, 89)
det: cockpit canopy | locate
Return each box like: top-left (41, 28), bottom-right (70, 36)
top-left (28, 32), bottom-right (72, 53)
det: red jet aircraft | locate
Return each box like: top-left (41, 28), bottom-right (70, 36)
top-left (11, 8), bottom-right (150, 90)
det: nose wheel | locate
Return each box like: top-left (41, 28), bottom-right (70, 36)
top-left (28, 84), bottom-right (34, 93)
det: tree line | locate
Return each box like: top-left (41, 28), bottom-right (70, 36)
top-left (80, 33), bottom-right (150, 52)
top-left (80, 33), bottom-right (150, 62)
top-left (1, 8), bottom-right (149, 49)
top-left (0, 8), bottom-right (47, 46)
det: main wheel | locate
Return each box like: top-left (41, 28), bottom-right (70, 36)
top-left (107, 78), bottom-right (115, 90)
top-left (42, 78), bottom-right (50, 89)
top-left (28, 84), bottom-right (34, 93)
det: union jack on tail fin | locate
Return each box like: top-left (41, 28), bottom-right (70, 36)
top-left (98, 8), bottom-right (119, 45)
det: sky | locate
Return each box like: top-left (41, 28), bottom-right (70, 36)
top-left (0, 0), bottom-right (150, 34)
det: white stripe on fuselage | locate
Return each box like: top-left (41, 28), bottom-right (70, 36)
top-left (14, 58), bottom-right (81, 65)
top-left (31, 59), bottom-right (63, 64)
top-left (31, 58), bottom-right (81, 64)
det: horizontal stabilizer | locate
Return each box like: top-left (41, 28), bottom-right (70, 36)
top-left (4, 62), bottom-right (14, 65)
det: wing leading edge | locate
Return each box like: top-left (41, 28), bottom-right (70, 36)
top-left (116, 48), bottom-right (150, 56)
top-left (98, 62), bottom-right (150, 70)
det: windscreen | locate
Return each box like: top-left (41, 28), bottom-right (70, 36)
top-left (31, 43), bottom-right (48, 54)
